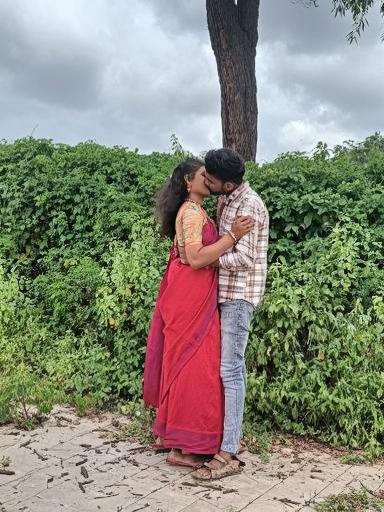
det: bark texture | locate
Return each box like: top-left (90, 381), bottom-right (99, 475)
top-left (206, 0), bottom-right (260, 161)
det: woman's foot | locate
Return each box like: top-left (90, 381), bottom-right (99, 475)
top-left (192, 452), bottom-right (244, 480)
top-left (153, 436), bottom-right (163, 447)
top-left (151, 436), bottom-right (170, 453)
top-left (166, 449), bottom-right (204, 468)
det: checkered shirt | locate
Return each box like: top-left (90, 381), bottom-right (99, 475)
top-left (218, 182), bottom-right (269, 307)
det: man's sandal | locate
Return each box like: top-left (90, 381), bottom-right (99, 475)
top-left (192, 454), bottom-right (245, 481)
top-left (238, 440), bottom-right (247, 454)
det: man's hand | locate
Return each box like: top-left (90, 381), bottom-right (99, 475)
top-left (231, 216), bottom-right (255, 240)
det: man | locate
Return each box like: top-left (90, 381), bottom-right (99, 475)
top-left (195, 148), bottom-right (269, 480)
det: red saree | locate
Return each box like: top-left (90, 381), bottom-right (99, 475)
top-left (143, 219), bottom-right (223, 454)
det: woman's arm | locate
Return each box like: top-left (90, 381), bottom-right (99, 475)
top-left (185, 216), bottom-right (254, 270)
top-left (185, 235), bottom-right (234, 270)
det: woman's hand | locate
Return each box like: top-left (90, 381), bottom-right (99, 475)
top-left (184, 216), bottom-right (255, 270)
top-left (230, 216), bottom-right (255, 240)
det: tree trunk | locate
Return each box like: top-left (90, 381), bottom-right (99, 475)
top-left (206, 0), bottom-right (260, 161)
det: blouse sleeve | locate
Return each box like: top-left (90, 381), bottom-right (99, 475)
top-left (181, 205), bottom-right (205, 246)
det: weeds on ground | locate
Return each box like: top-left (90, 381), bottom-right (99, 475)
top-left (314, 487), bottom-right (384, 511)
top-left (340, 452), bottom-right (374, 465)
top-left (108, 401), bottom-right (155, 446)
top-left (242, 422), bottom-right (272, 463)
top-left (68, 394), bottom-right (99, 417)
top-left (0, 364), bottom-right (60, 430)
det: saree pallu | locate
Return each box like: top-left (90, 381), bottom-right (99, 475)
top-left (143, 220), bottom-right (223, 454)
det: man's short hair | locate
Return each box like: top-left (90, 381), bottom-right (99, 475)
top-left (204, 148), bottom-right (245, 185)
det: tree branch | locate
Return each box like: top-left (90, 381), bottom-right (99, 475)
top-left (331, 0), bottom-right (384, 43)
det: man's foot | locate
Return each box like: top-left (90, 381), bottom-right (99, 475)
top-left (166, 449), bottom-right (204, 468)
top-left (192, 452), bottom-right (244, 481)
top-left (239, 439), bottom-right (249, 453)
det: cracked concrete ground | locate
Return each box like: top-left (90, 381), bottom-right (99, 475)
top-left (0, 407), bottom-right (383, 512)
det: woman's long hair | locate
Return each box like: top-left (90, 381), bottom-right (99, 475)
top-left (156, 158), bottom-right (203, 239)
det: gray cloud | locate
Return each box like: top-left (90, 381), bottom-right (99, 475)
top-left (0, 0), bottom-right (383, 162)
top-left (270, 44), bottom-right (384, 128)
top-left (260, 0), bottom-right (382, 53)
top-left (256, 0), bottom-right (384, 157)
top-left (0, 1), bottom-right (105, 109)
top-left (142, 0), bottom-right (207, 38)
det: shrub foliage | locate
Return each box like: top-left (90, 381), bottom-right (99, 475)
top-left (0, 135), bottom-right (383, 452)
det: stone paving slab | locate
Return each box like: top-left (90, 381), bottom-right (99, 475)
top-left (0, 406), bottom-right (383, 512)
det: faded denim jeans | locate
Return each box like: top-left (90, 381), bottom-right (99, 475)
top-left (220, 299), bottom-right (255, 454)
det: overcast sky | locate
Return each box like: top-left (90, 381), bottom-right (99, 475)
top-left (1, 0), bottom-right (383, 161)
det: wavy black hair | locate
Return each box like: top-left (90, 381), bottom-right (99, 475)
top-left (204, 148), bottom-right (245, 185)
top-left (156, 158), bottom-right (204, 239)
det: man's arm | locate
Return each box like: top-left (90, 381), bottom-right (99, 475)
top-left (219, 204), bottom-right (260, 271)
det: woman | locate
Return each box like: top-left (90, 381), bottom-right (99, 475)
top-left (143, 158), bottom-right (253, 467)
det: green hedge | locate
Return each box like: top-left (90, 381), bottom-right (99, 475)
top-left (0, 135), bottom-right (383, 452)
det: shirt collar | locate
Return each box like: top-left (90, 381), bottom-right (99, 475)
top-left (223, 182), bottom-right (250, 205)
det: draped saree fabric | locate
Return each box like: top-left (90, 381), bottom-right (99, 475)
top-left (143, 220), bottom-right (223, 454)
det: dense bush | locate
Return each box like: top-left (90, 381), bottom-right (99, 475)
top-left (0, 139), bottom-right (175, 420)
top-left (0, 135), bottom-right (383, 452)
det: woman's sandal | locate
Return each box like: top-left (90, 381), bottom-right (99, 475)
top-left (151, 436), bottom-right (171, 454)
top-left (166, 457), bottom-right (204, 469)
top-left (192, 454), bottom-right (245, 481)
top-left (166, 452), bottom-right (204, 469)
top-left (151, 441), bottom-right (170, 454)
top-left (154, 440), bottom-right (246, 456)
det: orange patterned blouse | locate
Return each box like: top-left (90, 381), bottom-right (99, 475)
top-left (175, 202), bottom-right (208, 264)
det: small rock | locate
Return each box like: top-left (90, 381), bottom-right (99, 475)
top-left (75, 458), bottom-right (88, 466)
top-left (81, 466), bottom-right (89, 479)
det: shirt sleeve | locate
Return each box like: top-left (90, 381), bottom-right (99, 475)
top-left (219, 203), bottom-right (264, 270)
top-left (182, 206), bottom-right (205, 246)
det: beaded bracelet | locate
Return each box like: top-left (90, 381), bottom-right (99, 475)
top-left (227, 230), bottom-right (238, 244)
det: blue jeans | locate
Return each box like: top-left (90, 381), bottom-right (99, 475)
top-left (220, 299), bottom-right (255, 454)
